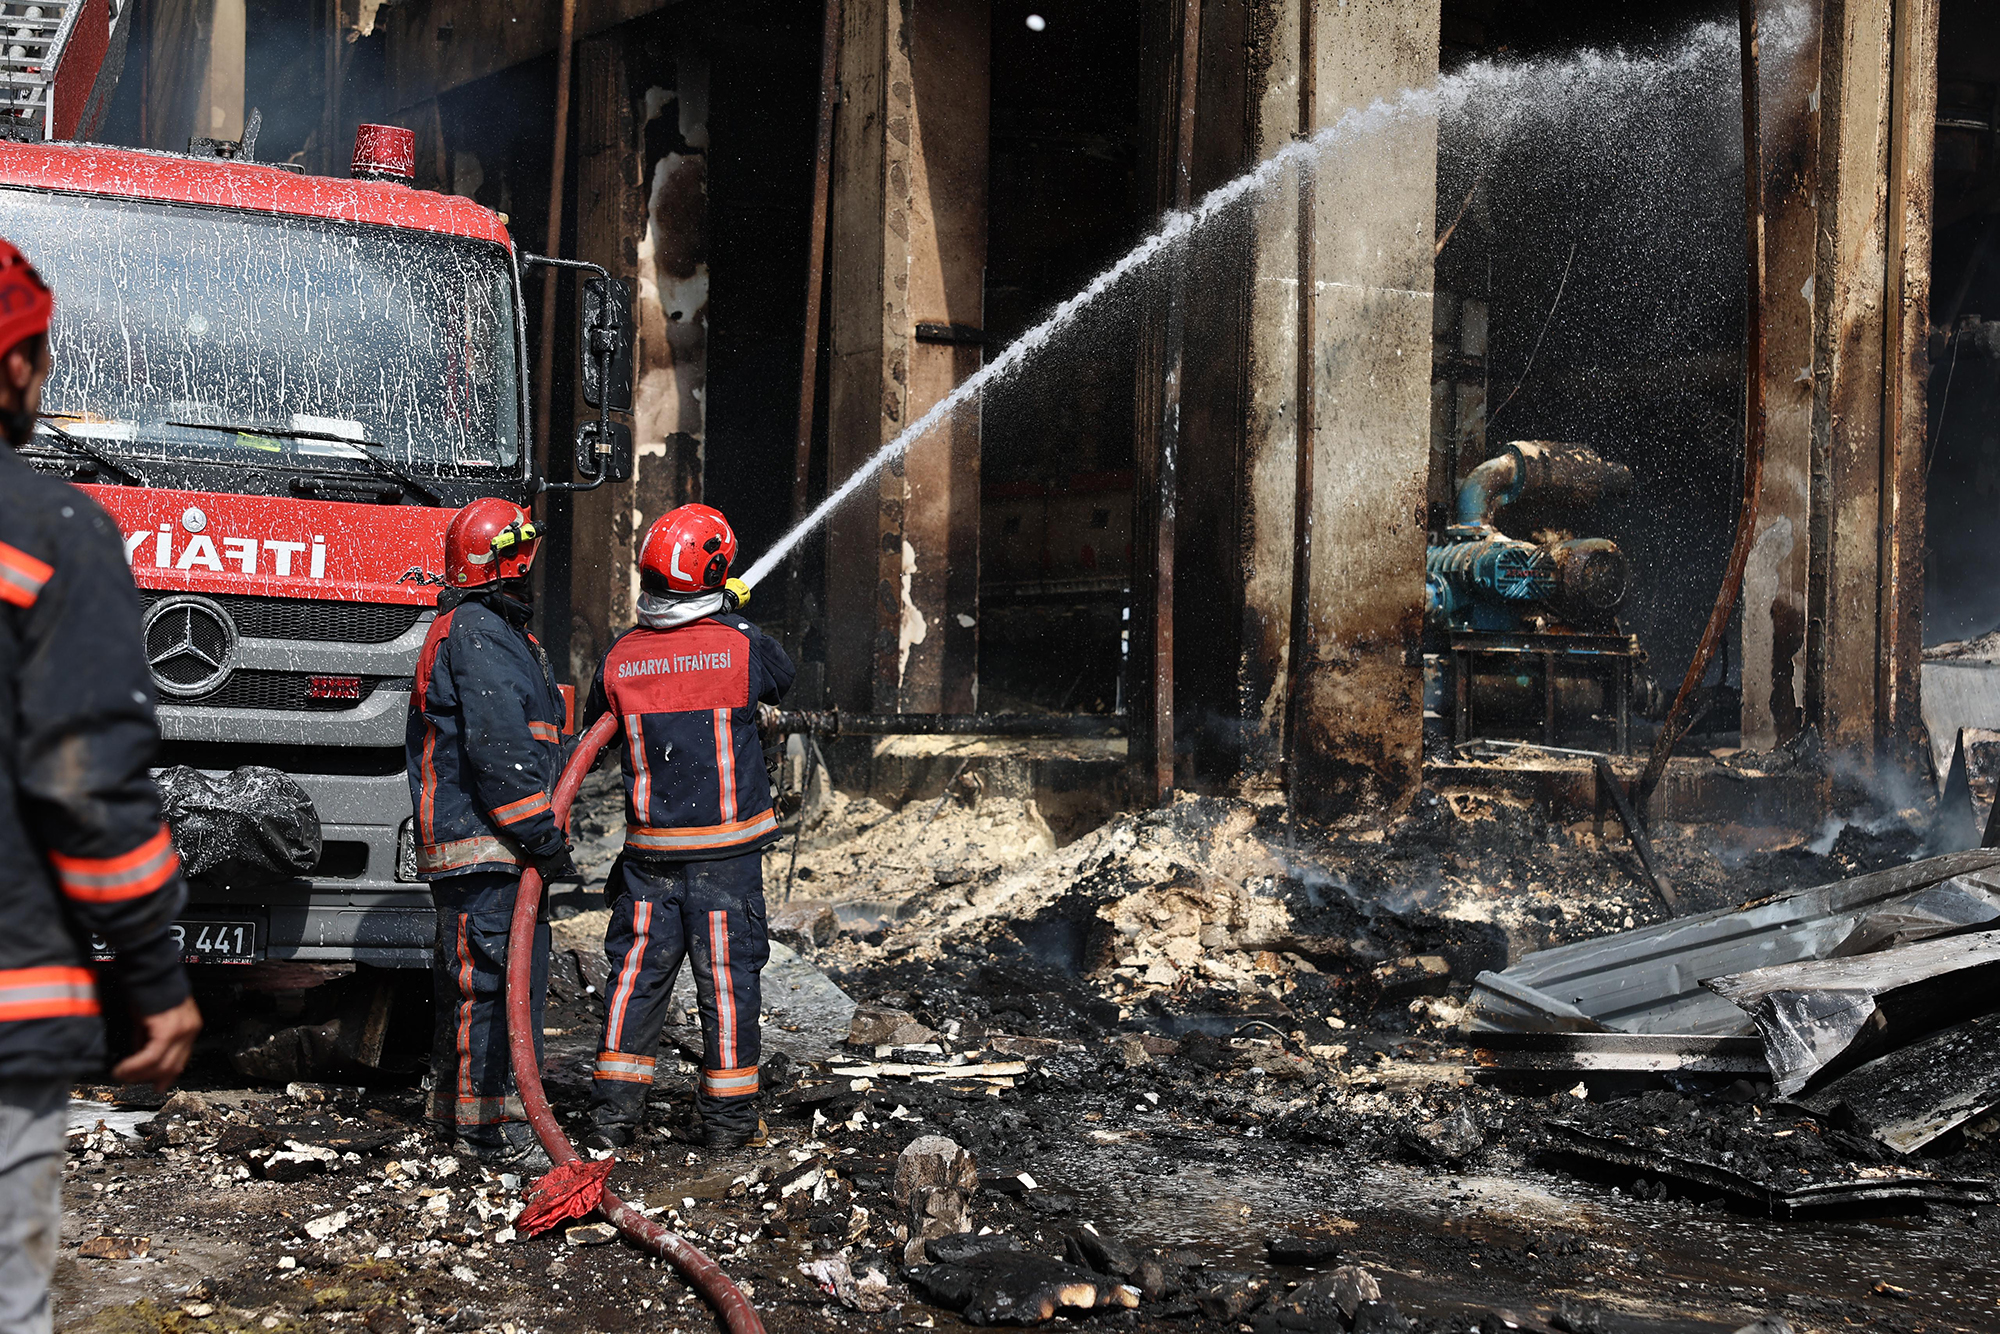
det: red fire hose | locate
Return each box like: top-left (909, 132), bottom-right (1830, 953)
top-left (504, 713), bottom-right (766, 1334)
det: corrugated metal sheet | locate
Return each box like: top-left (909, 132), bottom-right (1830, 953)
top-left (1467, 850), bottom-right (2000, 1037)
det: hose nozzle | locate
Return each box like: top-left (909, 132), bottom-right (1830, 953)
top-left (723, 577), bottom-right (751, 612)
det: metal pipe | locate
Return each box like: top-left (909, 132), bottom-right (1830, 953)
top-left (506, 714), bottom-right (765, 1334)
top-left (533, 0), bottom-right (579, 486)
top-left (1453, 452), bottom-right (1520, 530)
top-left (762, 708), bottom-right (1126, 739)
top-left (1595, 754), bottom-right (1678, 910)
top-left (1453, 442), bottom-right (1631, 532)
top-left (1635, 0), bottom-right (1767, 815)
top-left (1145, 0), bottom-right (1201, 805)
top-left (1282, 0), bottom-right (1317, 791)
top-left (790, 0), bottom-right (843, 626)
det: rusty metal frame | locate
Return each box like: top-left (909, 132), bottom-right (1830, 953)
top-left (790, 0), bottom-right (844, 624)
top-left (1140, 0), bottom-right (1202, 805)
top-left (1447, 631), bottom-right (1641, 756)
top-left (1282, 0), bottom-right (1317, 799)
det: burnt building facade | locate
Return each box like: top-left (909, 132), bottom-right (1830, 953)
top-left (95, 0), bottom-right (1981, 817)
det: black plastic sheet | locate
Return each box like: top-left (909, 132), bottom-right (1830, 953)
top-left (157, 765), bottom-right (322, 882)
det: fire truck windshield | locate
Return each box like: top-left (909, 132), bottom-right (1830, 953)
top-left (0, 188), bottom-right (524, 473)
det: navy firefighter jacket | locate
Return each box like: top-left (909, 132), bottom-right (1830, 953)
top-left (585, 612), bottom-right (794, 861)
top-left (406, 590), bottom-right (568, 879)
top-left (0, 446), bottom-right (191, 1078)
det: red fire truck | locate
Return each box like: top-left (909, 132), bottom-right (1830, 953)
top-left (0, 125), bottom-right (631, 979)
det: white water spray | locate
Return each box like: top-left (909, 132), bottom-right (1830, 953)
top-left (738, 12), bottom-right (1799, 591)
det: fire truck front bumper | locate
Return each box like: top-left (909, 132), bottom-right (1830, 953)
top-left (158, 692), bottom-right (438, 969)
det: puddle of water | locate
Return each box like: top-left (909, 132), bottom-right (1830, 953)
top-left (833, 901), bottom-right (898, 932)
top-left (1031, 1135), bottom-right (2000, 1331)
top-left (66, 1101), bottom-right (155, 1139)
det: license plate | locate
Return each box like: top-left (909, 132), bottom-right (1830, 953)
top-left (92, 920), bottom-right (259, 965)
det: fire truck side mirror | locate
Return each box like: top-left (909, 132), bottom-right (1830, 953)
top-left (580, 277), bottom-right (634, 412)
top-left (574, 418), bottom-right (634, 485)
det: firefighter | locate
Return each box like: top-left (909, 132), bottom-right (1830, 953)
top-left (0, 236), bottom-right (202, 1334)
top-left (407, 498), bottom-right (575, 1168)
top-left (582, 504), bottom-right (793, 1152)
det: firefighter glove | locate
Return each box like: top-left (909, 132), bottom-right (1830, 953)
top-left (533, 848), bottom-right (581, 883)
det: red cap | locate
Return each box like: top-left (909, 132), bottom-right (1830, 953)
top-left (351, 124), bottom-right (415, 182)
top-left (0, 236), bottom-right (52, 358)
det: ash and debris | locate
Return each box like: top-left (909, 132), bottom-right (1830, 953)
top-left (54, 770), bottom-right (2000, 1334)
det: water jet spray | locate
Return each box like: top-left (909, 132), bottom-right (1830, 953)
top-left (734, 12), bottom-right (1805, 598)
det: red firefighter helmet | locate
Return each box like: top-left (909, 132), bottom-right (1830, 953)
top-left (446, 497), bottom-right (543, 588)
top-left (0, 236), bottom-right (52, 359)
top-left (639, 504), bottom-right (737, 595)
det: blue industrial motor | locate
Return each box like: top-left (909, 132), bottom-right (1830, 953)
top-left (1426, 441), bottom-right (1633, 635)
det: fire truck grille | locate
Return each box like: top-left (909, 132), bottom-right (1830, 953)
top-left (138, 593), bottom-right (426, 644)
top-left (188, 672), bottom-right (412, 712)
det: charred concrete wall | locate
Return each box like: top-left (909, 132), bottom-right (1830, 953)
top-left (1742, 0), bottom-right (1943, 768)
top-left (1807, 0), bottom-right (1937, 768)
top-left (144, 0), bottom-right (244, 153)
top-left (825, 0), bottom-right (987, 715)
top-left (380, 0), bottom-right (674, 107)
top-left (1742, 0), bottom-right (1824, 752)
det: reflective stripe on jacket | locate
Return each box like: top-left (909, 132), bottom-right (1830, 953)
top-left (585, 613), bottom-right (794, 863)
top-left (0, 448), bottom-right (191, 1079)
top-left (405, 591), bottom-right (567, 881)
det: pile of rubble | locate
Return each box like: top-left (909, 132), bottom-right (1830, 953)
top-left (791, 781), bottom-right (1934, 1052)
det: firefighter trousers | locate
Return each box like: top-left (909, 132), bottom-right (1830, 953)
top-left (0, 1079), bottom-right (65, 1334)
top-left (589, 852), bottom-right (768, 1136)
top-left (427, 871), bottom-right (549, 1147)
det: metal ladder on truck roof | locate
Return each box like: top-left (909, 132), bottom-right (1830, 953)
top-left (0, 0), bottom-right (123, 143)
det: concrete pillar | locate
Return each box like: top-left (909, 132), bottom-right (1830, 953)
top-left (1290, 0), bottom-right (1440, 816)
top-left (1880, 0), bottom-right (1939, 769)
top-left (1809, 0), bottom-right (1937, 764)
top-left (1741, 0), bottom-right (1824, 751)
top-left (825, 0), bottom-right (988, 714)
top-left (1227, 0), bottom-right (1440, 816)
top-left (1229, 0), bottom-right (1304, 784)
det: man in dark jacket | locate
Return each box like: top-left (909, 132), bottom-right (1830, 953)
top-left (0, 237), bottom-right (201, 1334)
top-left (407, 498), bottom-right (573, 1168)
top-left (582, 504), bottom-right (792, 1152)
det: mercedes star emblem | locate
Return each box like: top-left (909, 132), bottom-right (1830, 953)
top-left (142, 597), bottom-right (236, 698)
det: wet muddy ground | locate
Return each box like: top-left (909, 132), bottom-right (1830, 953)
top-left (53, 1032), bottom-right (2000, 1334)
top-left (52, 774), bottom-right (2000, 1334)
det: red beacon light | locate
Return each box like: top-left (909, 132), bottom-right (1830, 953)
top-left (351, 124), bottom-right (415, 183)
